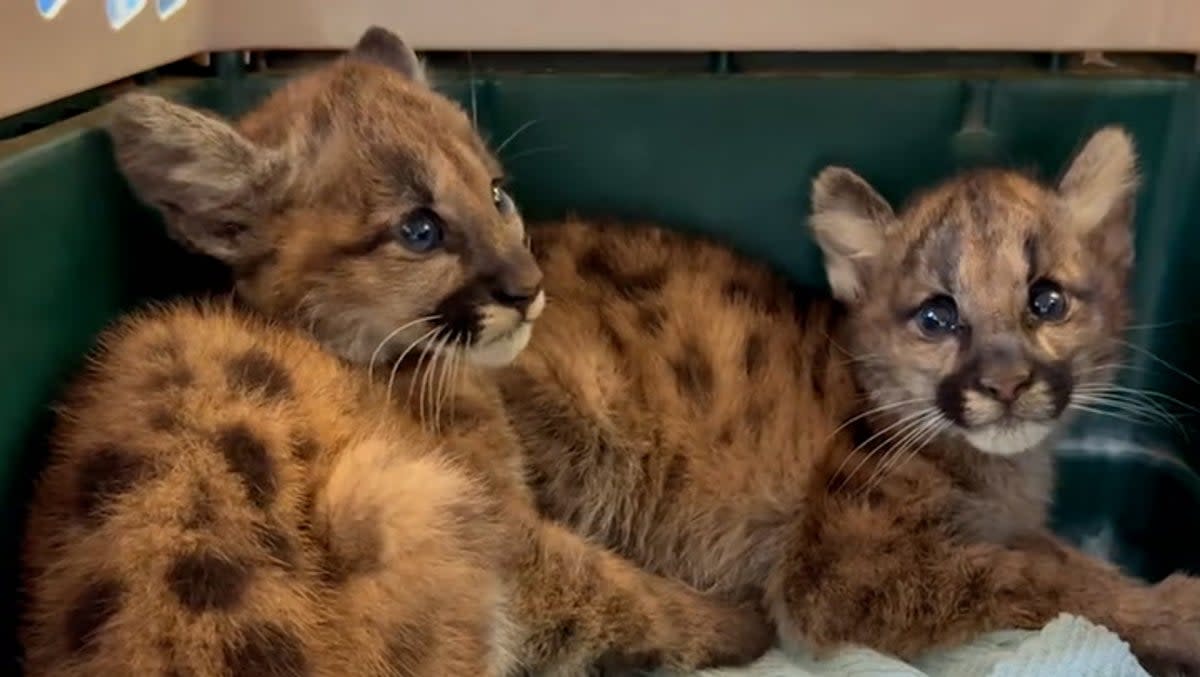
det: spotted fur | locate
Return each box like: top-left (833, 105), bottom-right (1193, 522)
top-left (499, 128), bottom-right (1200, 675)
top-left (20, 27), bottom-right (772, 677)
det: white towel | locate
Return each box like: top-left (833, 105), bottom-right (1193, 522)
top-left (672, 614), bottom-right (1148, 677)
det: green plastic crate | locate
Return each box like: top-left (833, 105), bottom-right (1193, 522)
top-left (2, 67), bottom-right (1199, 671)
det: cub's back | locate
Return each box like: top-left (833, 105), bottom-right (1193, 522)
top-left (503, 219), bottom-right (857, 591)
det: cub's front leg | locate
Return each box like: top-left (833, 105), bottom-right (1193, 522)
top-left (765, 479), bottom-right (1200, 676)
top-left (510, 514), bottom-right (774, 676)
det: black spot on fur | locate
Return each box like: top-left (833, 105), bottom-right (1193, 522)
top-left (224, 622), bottom-right (308, 677)
top-left (148, 407), bottom-right (181, 432)
top-left (637, 305), bottom-right (667, 334)
top-left (257, 524), bottom-right (296, 569)
top-left (578, 246), bottom-right (619, 280)
top-left (617, 266), bottom-right (669, 297)
top-left (599, 323), bottom-right (627, 357)
top-left (745, 400), bottom-right (771, 433)
top-left (75, 447), bottom-right (150, 525)
top-left (533, 619), bottom-right (579, 662)
top-left (853, 587), bottom-right (885, 623)
top-left (958, 567), bottom-right (992, 615)
top-left (226, 349), bottom-right (293, 400)
top-left (215, 424), bottom-right (277, 509)
top-left (65, 578), bottom-right (124, 654)
top-left (166, 551), bottom-right (251, 612)
top-left (146, 365), bottom-right (194, 391)
top-left (717, 424), bottom-right (735, 446)
top-left (670, 340), bottom-right (714, 405)
top-left (578, 247), bottom-right (668, 298)
top-left (290, 434), bottom-right (321, 462)
top-left (743, 332), bottom-right (766, 377)
top-left (661, 454), bottom-right (689, 498)
top-left (723, 278), bottom-right (785, 315)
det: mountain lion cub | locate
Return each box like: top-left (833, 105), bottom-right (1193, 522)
top-left (500, 128), bottom-right (1200, 674)
top-left (19, 27), bottom-right (771, 677)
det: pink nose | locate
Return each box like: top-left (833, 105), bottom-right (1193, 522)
top-left (977, 370), bottom-right (1033, 403)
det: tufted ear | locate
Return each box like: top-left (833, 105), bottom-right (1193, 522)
top-left (106, 93), bottom-right (287, 266)
top-left (1057, 126), bottom-right (1139, 270)
top-left (348, 26), bottom-right (428, 85)
top-left (808, 166), bottom-right (898, 303)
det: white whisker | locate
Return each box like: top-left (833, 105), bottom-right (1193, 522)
top-left (1114, 339), bottom-right (1200, 386)
top-left (858, 417), bottom-right (949, 500)
top-left (368, 314), bottom-right (439, 382)
top-left (831, 408), bottom-right (939, 491)
top-left (388, 326), bottom-right (441, 408)
top-left (495, 119), bottom-right (541, 155)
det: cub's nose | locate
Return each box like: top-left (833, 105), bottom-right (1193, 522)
top-left (977, 368), bottom-right (1033, 403)
top-left (488, 258), bottom-right (543, 315)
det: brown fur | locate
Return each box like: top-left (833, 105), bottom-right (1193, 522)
top-left (499, 129), bottom-right (1200, 675)
top-left (20, 28), bottom-right (772, 677)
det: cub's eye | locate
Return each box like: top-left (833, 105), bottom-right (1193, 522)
top-left (1029, 279), bottom-right (1068, 322)
top-left (392, 208), bottom-right (444, 253)
top-left (915, 295), bottom-right (960, 338)
top-left (492, 185), bottom-right (514, 215)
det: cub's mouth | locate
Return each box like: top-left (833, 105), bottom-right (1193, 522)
top-left (936, 364), bottom-right (1074, 456)
top-left (959, 419), bottom-right (1059, 456)
top-left (466, 320), bottom-right (534, 368)
top-left (461, 289), bottom-right (544, 368)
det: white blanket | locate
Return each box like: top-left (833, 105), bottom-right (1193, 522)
top-left (674, 614), bottom-right (1148, 677)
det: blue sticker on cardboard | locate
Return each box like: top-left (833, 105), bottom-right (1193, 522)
top-left (106, 0), bottom-right (147, 30)
top-left (156, 0), bottom-right (185, 19)
top-left (36, 0), bottom-right (70, 19)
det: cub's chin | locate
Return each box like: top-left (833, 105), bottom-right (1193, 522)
top-left (466, 322), bottom-right (534, 368)
top-left (961, 420), bottom-right (1058, 456)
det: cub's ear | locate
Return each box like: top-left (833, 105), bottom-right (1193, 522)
top-left (808, 166), bottom-right (897, 303)
top-left (1057, 125), bottom-right (1139, 235)
top-left (347, 26), bottom-right (428, 85)
top-left (106, 93), bottom-right (286, 266)
top-left (1057, 126), bottom-right (1139, 270)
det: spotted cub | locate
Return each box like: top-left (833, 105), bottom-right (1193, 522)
top-left (501, 128), bottom-right (1200, 674)
top-left (19, 27), bottom-right (771, 677)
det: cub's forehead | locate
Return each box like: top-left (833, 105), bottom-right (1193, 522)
top-left (240, 61), bottom-right (495, 164)
top-left (885, 170), bottom-right (1083, 299)
top-left (239, 62), bottom-right (501, 199)
top-left (900, 170), bottom-right (1051, 238)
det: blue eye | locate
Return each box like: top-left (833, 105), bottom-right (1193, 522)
top-left (393, 209), bottom-right (444, 253)
top-left (1029, 279), bottom-right (1068, 322)
top-left (916, 295), bottom-right (959, 338)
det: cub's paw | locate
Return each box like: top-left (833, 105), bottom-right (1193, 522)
top-left (1130, 574), bottom-right (1200, 676)
top-left (595, 599), bottom-right (774, 676)
top-left (695, 600), bottom-right (776, 669)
